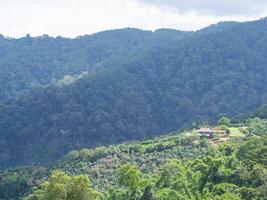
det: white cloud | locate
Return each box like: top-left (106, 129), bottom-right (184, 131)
top-left (0, 0), bottom-right (266, 38)
top-left (137, 0), bottom-right (267, 16)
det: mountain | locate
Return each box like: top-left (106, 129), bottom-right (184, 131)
top-left (0, 28), bottom-right (190, 102)
top-left (1, 18), bottom-right (267, 167)
top-left (0, 28), bottom-right (148, 101)
top-left (1, 118), bottom-right (266, 200)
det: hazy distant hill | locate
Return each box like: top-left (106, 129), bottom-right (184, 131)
top-left (1, 18), bottom-right (267, 167)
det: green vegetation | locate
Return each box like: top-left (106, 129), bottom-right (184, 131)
top-left (228, 127), bottom-right (243, 138)
top-left (1, 18), bottom-right (267, 167)
top-left (217, 117), bottom-right (231, 127)
top-left (0, 118), bottom-right (266, 200)
top-left (24, 171), bottom-right (100, 200)
top-left (24, 124), bottom-right (267, 199)
top-left (0, 29), bottom-right (158, 102)
top-left (1, 14), bottom-right (267, 200)
top-left (235, 104), bottom-right (267, 121)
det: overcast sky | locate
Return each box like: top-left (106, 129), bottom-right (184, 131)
top-left (1, 0), bottom-right (267, 38)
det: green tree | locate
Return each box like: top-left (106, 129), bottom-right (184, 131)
top-left (140, 185), bottom-right (156, 200)
top-left (155, 188), bottom-right (183, 200)
top-left (191, 156), bottom-right (223, 192)
top-left (24, 170), bottom-right (100, 200)
top-left (118, 164), bottom-right (142, 199)
top-left (104, 188), bottom-right (125, 200)
top-left (156, 159), bottom-right (195, 199)
top-left (214, 192), bottom-right (241, 200)
top-left (217, 117), bottom-right (231, 127)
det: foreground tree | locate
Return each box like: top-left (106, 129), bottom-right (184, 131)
top-left (24, 170), bottom-right (100, 200)
top-left (118, 164), bottom-right (142, 199)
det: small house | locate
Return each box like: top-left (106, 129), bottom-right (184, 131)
top-left (197, 127), bottom-right (215, 139)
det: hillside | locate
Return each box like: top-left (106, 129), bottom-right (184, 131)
top-left (1, 18), bottom-right (267, 167)
top-left (234, 104), bottom-right (267, 121)
top-left (0, 28), bottom-right (190, 102)
top-left (0, 117), bottom-right (266, 200)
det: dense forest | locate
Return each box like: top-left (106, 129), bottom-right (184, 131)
top-left (1, 18), bottom-right (267, 167)
top-left (234, 104), bottom-right (267, 121)
top-left (0, 28), bottom-right (190, 102)
top-left (0, 117), bottom-right (266, 199)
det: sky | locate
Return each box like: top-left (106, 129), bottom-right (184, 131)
top-left (1, 0), bottom-right (267, 38)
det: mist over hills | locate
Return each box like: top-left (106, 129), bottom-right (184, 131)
top-left (0, 17), bottom-right (267, 167)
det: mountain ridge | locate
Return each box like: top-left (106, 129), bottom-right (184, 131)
top-left (0, 17), bottom-right (267, 168)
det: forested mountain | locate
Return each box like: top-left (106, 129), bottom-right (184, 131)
top-left (1, 18), bottom-right (267, 167)
top-left (0, 28), bottom-right (190, 101)
top-left (0, 28), bottom-right (150, 101)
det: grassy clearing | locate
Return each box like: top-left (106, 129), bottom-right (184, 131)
top-left (229, 127), bottom-right (245, 138)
